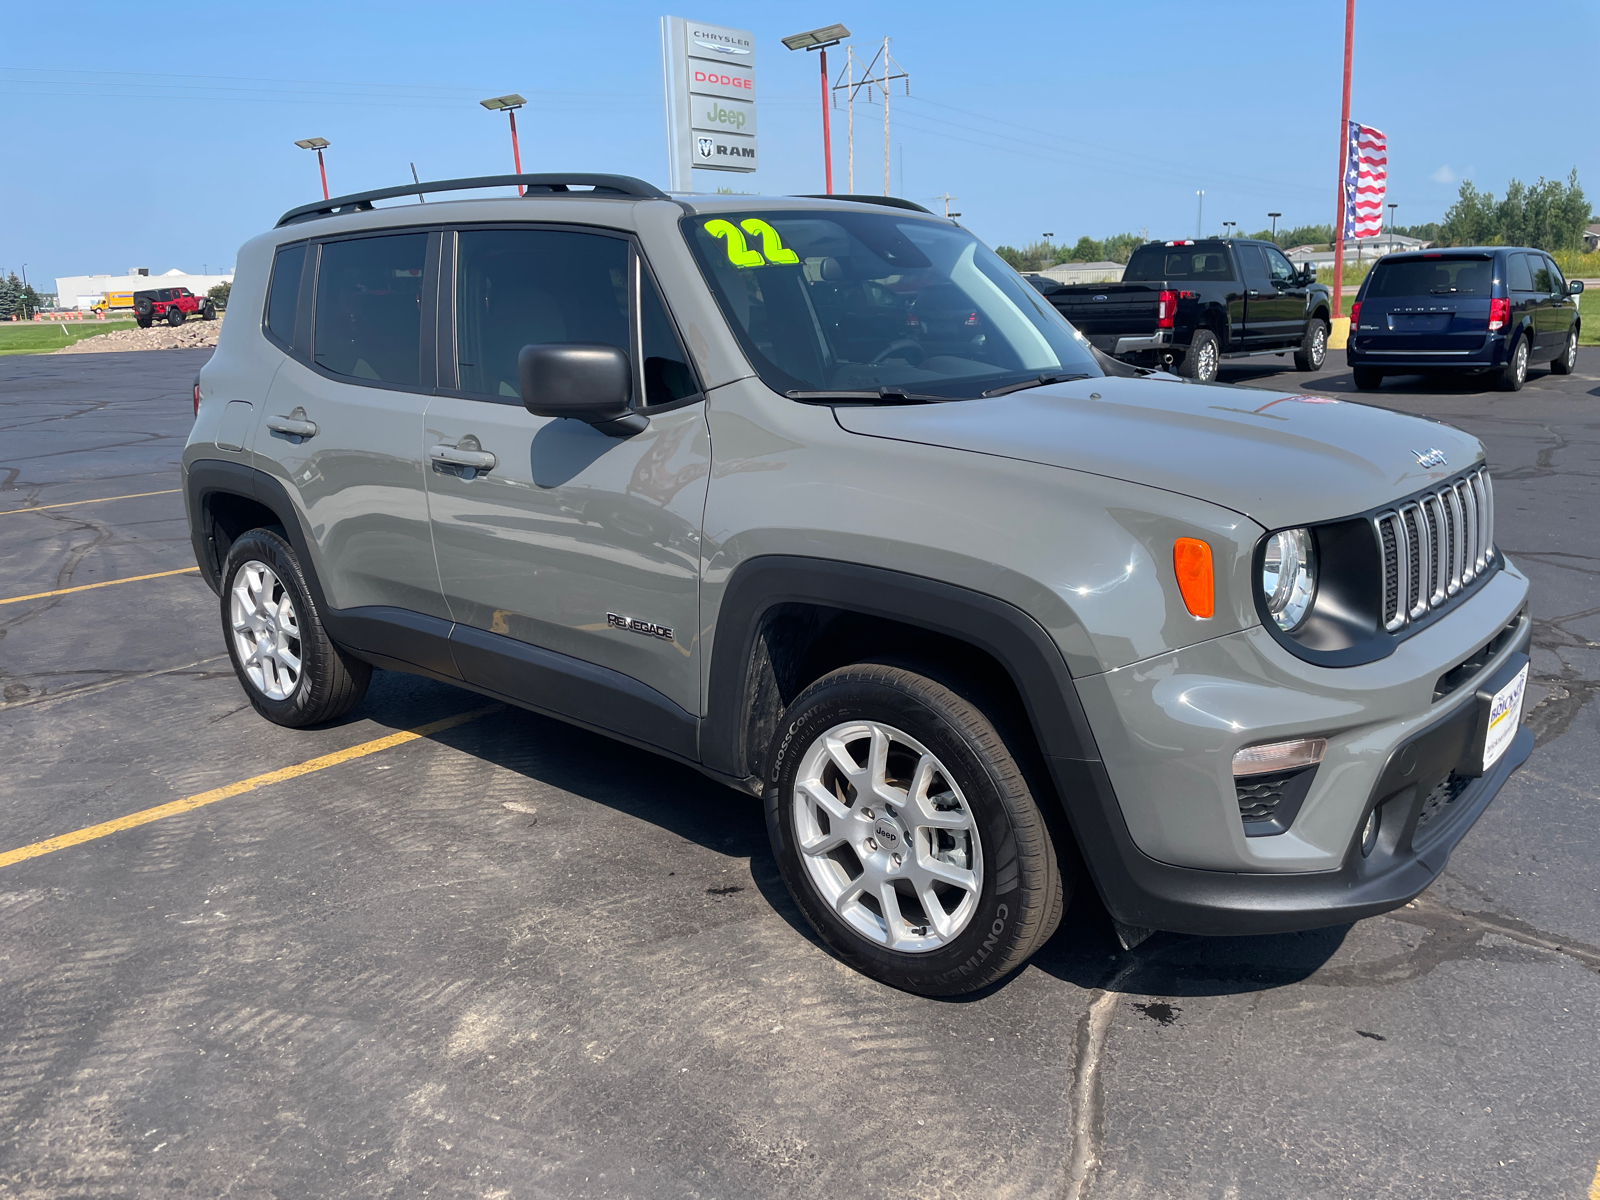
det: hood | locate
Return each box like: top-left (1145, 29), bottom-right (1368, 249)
top-left (832, 375), bottom-right (1484, 530)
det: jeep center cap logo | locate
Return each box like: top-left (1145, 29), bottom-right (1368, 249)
top-left (872, 817), bottom-right (901, 849)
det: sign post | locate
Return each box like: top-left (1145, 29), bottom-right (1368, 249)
top-left (661, 16), bottom-right (759, 191)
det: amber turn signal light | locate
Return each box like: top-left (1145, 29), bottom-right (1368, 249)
top-left (1173, 538), bottom-right (1214, 618)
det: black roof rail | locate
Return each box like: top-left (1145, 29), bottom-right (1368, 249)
top-left (276, 173), bottom-right (669, 227)
top-left (794, 193), bottom-right (935, 215)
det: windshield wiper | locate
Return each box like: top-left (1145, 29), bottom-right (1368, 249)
top-left (979, 373), bottom-right (1091, 398)
top-left (786, 387), bottom-right (945, 405)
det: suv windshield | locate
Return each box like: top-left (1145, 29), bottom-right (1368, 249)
top-left (1123, 244), bottom-right (1234, 282)
top-left (683, 209), bottom-right (1101, 397)
top-left (1367, 257), bottom-right (1493, 297)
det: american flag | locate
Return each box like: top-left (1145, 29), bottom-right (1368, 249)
top-left (1344, 120), bottom-right (1387, 239)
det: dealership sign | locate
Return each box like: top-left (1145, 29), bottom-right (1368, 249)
top-left (662, 16), bottom-right (758, 186)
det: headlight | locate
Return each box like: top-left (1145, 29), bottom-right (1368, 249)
top-left (1262, 528), bottom-right (1316, 632)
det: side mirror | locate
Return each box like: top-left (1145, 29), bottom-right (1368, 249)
top-left (518, 343), bottom-right (644, 437)
top-left (1571, 280), bottom-right (1585, 295)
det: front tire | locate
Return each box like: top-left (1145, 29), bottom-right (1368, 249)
top-left (1550, 327), bottom-right (1577, 375)
top-left (1295, 318), bottom-right (1328, 371)
top-left (221, 529), bottom-right (370, 727)
top-left (1497, 334), bottom-right (1529, 392)
top-left (1177, 329), bottom-right (1220, 382)
top-left (1352, 365), bottom-right (1384, 390)
top-left (765, 663), bottom-right (1066, 996)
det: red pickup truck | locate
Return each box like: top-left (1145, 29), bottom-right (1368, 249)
top-left (134, 287), bottom-right (216, 329)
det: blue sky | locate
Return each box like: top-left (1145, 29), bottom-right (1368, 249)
top-left (3, 0), bottom-right (1596, 290)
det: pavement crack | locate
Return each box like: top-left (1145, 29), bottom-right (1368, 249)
top-left (1058, 956), bottom-right (1142, 1200)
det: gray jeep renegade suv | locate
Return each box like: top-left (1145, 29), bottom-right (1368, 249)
top-left (184, 173), bottom-right (1532, 995)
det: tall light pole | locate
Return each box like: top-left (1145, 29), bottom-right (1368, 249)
top-left (1223, 221), bottom-right (1236, 240)
top-left (1387, 202), bottom-right (1398, 252)
top-left (1268, 212), bottom-right (1282, 241)
top-left (294, 138), bottom-right (331, 200)
top-left (1196, 190), bottom-right (1205, 238)
top-left (782, 24), bottom-right (850, 195)
top-left (480, 94), bottom-right (528, 194)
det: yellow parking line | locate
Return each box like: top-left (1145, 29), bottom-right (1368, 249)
top-left (1590, 1155), bottom-right (1600, 1200)
top-left (0, 488), bottom-right (181, 516)
top-left (0, 566), bottom-right (200, 606)
top-left (0, 705), bottom-right (502, 870)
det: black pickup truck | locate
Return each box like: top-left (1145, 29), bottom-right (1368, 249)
top-left (1028, 239), bottom-right (1333, 383)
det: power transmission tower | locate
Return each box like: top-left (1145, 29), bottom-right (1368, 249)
top-left (832, 37), bottom-right (909, 196)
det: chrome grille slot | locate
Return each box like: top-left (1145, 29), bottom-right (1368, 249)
top-left (1373, 468), bottom-right (1495, 633)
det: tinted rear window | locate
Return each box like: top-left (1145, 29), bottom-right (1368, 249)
top-left (266, 243), bottom-right (307, 348)
top-left (1124, 245), bottom-right (1234, 282)
top-left (313, 233), bottom-right (427, 387)
top-left (1367, 257), bottom-right (1493, 297)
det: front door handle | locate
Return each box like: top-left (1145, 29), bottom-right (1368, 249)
top-left (430, 443), bottom-right (497, 471)
top-left (1247, 289), bottom-right (1261, 297)
top-left (267, 408), bottom-right (318, 439)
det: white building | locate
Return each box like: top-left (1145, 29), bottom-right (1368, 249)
top-left (55, 267), bottom-right (235, 311)
top-left (1284, 235), bottom-right (1430, 269)
top-left (1028, 260), bottom-right (1126, 285)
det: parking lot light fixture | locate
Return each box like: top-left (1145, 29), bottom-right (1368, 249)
top-left (782, 24), bottom-right (850, 194)
top-left (293, 138), bottom-right (331, 200)
top-left (480, 94), bottom-right (528, 194)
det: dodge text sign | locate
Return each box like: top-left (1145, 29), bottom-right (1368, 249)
top-left (662, 16), bottom-right (758, 186)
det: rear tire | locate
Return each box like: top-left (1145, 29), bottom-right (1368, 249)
top-left (765, 662), bottom-right (1067, 996)
top-left (1177, 329), bottom-right (1220, 383)
top-left (1352, 366), bottom-right (1383, 390)
top-left (1550, 327), bottom-right (1577, 375)
top-left (136, 315), bottom-right (153, 329)
top-left (167, 307), bottom-right (185, 327)
top-left (1497, 335), bottom-right (1528, 392)
top-left (201, 301), bottom-right (217, 321)
top-left (1294, 318), bottom-right (1329, 371)
top-left (220, 529), bottom-right (370, 727)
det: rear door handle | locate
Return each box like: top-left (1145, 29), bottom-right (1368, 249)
top-left (1247, 289), bottom-right (1260, 297)
top-left (266, 410), bottom-right (318, 439)
top-left (430, 443), bottom-right (497, 471)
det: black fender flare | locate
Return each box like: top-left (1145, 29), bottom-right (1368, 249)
top-left (185, 459), bottom-right (326, 610)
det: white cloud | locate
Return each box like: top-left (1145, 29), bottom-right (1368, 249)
top-left (1431, 165), bottom-right (1456, 184)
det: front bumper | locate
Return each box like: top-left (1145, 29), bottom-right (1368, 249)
top-left (1055, 643), bottom-right (1531, 936)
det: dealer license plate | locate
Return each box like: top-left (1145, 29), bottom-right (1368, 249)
top-left (1483, 664), bottom-right (1529, 773)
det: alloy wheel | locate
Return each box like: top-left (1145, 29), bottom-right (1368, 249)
top-left (1311, 324), bottom-right (1327, 367)
top-left (1513, 339), bottom-right (1528, 386)
top-left (1564, 330), bottom-right (1577, 372)
top-left (792, 720), bottom-right (983, 953)
top-left (1197, 340), bottom-right (1218, 381)
top-left (230, 560), bottom-right (303, 701)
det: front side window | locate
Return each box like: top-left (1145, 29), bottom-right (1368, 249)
top-left (313, 233), bottom-right (427, 387)
top-left (1546, 257), bottom-right (1568, 297)
top-left (266, 243), bottom-right (306, 347)
top-left (1531, 256), bottom-right (1558, 295)
top-left (1263, 246), bottom-right (1297, 283)
top-left (640, 269), bottom-right (699, 405)
top-left (684, 209), bottom-right (1101, 398)
top-left (455, 228), bottom-right (629, 400)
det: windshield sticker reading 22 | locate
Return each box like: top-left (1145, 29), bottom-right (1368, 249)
top-left (705, 219), bottom-right (799, 268)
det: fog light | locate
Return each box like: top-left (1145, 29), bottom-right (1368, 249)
top-left (1232, 736), bottom-right (1327, 777)
top-left (1360, 807), bottom-right (1380, 857)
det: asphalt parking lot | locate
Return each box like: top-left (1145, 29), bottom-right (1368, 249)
top-left (2, 348), bottom-right (1597, 1199)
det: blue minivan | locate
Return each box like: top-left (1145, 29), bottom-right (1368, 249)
top-left (1347, 247), bottom-right (1583, 392)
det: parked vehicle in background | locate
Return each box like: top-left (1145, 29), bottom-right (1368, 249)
top-left (1347, 247), bottom-right (1583, 392)
top-left (91, 291), bottom-right (135, 313)
top-left (134, 287), bottom-right (215, 328)
top-left (1028, 239), bottom-right (1332, 382)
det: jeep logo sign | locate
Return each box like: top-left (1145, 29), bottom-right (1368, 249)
top-left (662, 15), bottom-right (759, 185)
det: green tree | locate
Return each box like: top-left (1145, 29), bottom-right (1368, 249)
top-left (1439, 171), bottom-right (1587, 250)
top-left (208, 281), bottom-right (231, 310)
top-left (0, 273), bottom-right (21, 320)
top-left (1068, 235), bottom-right (1101, 262)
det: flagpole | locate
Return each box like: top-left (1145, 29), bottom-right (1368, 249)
top-left (1333, 0), bottom-right (1354, 319)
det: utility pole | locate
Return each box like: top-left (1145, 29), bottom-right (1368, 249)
top-left (834, 37), bottom-right (908, 196)
top-left (935, 192), bottom-right (958, 218)
top-left (1196, 190), bottom-right (1205, 238)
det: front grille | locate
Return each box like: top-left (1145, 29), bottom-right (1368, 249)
top-left (1415, 772), bottom-right (1473, 830)
top-left (1374, 468), bottom-right (1494, 632)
